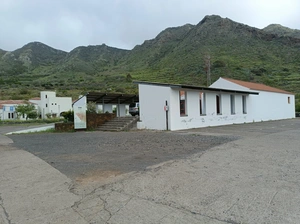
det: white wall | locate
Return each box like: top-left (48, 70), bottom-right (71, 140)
top-left (0, 104), bottom-right (38, 120)
top-left (248, 91), bottom-right (295, 121)
top-left (210, 78), bottom-right (249, 91)
top-left (210, 78), bottom-right (295, 121)
top-left (48, 97), bottom-right (72, 117)
top-left (39, 91), bottom-right (72, 118)
top-left (137, 84), bottom-right (171, 130)
top-left (103, 104), bottom-right (113, 113)
top-left (1, 105), bottom-right (18, 120)
top-left (169, 89), bottom-right (249, 131)
top-left (118, 105), bottom-right (127, 116)
top-left (137, 80), bottom-right (295, 131)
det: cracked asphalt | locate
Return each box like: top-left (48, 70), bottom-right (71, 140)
top-left (1, 118), bottom-right (300, 223)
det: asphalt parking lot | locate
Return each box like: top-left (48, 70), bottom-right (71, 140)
top-left (9, 130), bottom-right (236, 182)
top-left (1, 118), bottom-right (300, 223)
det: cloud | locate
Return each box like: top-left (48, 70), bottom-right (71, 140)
top-left (0, 0), bottom-right (299, 52)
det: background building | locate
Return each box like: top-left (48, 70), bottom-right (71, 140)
top-left (30, 91), bottom-right (72, 119)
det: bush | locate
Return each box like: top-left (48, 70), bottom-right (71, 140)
top-left (296, 103), bottom-right (300, 112)
top-left (27, 111), bottom-right (38, 119)
top-left (61, 110), bottom-right (74, 122)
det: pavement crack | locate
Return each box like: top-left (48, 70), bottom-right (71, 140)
top-left (111, 196), bottom-right (133, 217)
top-left (71, 202), bottom-right (90, 223)
top-left (269, 191), bottom-right (278, 205)
top-left (99, 194), bottom-right (112, 223)
top-left (0, 194), bottom-right (11, 224)
top-left (112, 189), bottom-right (240, 224)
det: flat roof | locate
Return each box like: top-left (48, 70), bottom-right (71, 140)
top-left (134, 81), bottom-right (259, 95)
top-left (74, 92), bottom-right (139, 105)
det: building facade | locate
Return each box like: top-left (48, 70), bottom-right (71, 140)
top-left (30, 91), bottom-right (72, 119)
top-left (0, 100), bottom-right (37, 120)
top-left (136, 78), bottom-right (295, 131)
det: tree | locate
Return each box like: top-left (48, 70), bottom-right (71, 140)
top-left (15, 103), bottom-right (36, 120)
top-left (87, 102), bottom-right (97, 114)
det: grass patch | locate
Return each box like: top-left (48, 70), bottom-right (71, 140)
top-left (0, 118), bottom-right (64, 126)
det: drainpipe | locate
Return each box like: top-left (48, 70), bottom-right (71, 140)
top-left (165, 100), bottom-right (169, 131)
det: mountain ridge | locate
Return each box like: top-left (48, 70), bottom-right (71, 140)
top-left (0, 15), bottom-right (299, 110)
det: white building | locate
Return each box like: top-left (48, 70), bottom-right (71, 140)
top-left (30, 91), bottom-right (72, 119)
top-left (0, 100), bottom-right (37, 120)
top-left (210, 77), bottom-right (295, 122)
top-left (135, 78), bottom-right (295, 131)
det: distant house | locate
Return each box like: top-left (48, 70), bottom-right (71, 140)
top-left (0, 91), bottom-right (72, 121)
top-left (135, 78), bottom-right (295, 131)
top-left (0, 100), bottom-right (36, 120)
top-left (29, 91), bottom-right (72, 119)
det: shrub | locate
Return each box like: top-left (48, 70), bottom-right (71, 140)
top-left (27, 111), bottom-right (38, 119)
top-left (45, 113), bottom-right (52, 119)
top-left (61, 110), bottom-right (74, 122)
top-left (87, 102), bottom-right (97, 114)
top-left (296, 103), bottom-right (300, 112)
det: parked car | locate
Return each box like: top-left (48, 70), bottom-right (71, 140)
top-left (129, 102), bottom-right (139, 116)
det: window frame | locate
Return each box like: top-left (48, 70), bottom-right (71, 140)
top-left (216, 94), bottom-right (222, 115)
top-left (179, 90), bottom-right (188, 116)
top-left (199, 92), bottom-right (206, 116)
top-left (242, 95), bottom-right (247, 114)
top-left (230, 94), bottom-right (236, 115)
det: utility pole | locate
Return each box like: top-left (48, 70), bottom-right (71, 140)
top-left (204, 54), bottom-right (211, 86)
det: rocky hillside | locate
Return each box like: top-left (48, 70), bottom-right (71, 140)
top-left (263, 24), bottom-right (300, 39)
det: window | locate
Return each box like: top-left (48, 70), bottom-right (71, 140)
top-left (45, 94), bottom-right (47, 99)
top-left (199, 92), bottom-right (206, 115)
top-left (230, 95), bottom-right (235, 115)
top-left (8, 113), bottom-right (10, 119)
top-left (179, 90), bottom-right (187, 116)
top-left (216, 94), bottom-right (222, 115)
top-left (242, 95), bottom-right (247, 114)
top-left (46, 104), bottom-right (48, 108)
top-left (288, 97), bottom-right (290, 104)
top-left (11, 113), bottom-right (14, 119)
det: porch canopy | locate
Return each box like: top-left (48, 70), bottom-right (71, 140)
top-left (81, 92), bottom-right (139, 116)
top-left (85, 92), bottom-right (139, 104)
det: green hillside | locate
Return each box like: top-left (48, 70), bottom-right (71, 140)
top-left (0, 15), bottom-right (299, 109)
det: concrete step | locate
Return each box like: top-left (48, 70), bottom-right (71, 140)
top-left (96, 116), bottom-right (139, 132)
top-left (97, 127), bottom-right (122, 131)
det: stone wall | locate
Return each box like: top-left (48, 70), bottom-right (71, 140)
top-left (55, 122), bottom-right (74, 132)
top-left (87, 113), bottom-right (116, 129)
top-left (55, 113), bottom-right (116, 132)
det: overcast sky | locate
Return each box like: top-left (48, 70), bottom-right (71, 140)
top-left (1, 0), bottom-right (299, 52)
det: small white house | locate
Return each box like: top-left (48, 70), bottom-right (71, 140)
top-left (0, 100), bottom-right (37, 120)
top-left (30, 91), bottom-right (72, 119)
top-left (135, 78), bottom-right (295, 131)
